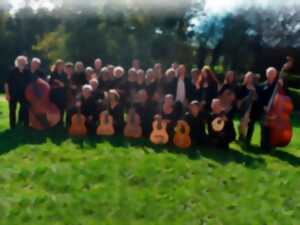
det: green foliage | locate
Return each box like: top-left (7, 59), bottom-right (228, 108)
top-left (32, 26), bottom-right (69, 66)
top-left (0, 96), bottom-right (300, 224)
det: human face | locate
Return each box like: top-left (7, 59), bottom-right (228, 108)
top-left (94, 59), bottom-right (102, 70)
top-left (177, 65), bottom-right (186, 79)
top-left (266, 68), bottom-right (277, 84)
top-left (190, 104), bottom-right (200, 117)
top-left (164, 96), bottom-right (174, 107)
top-left (82, 88), bottom-right (92, 99)
top-left (31, 61), bottom-right (40, 72)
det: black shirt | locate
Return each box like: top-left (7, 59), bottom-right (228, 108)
top-left (184, 112), bottom-right (207, 143)
top-left (6, 67), bottom-right (31, 100)
top-left (109, 103), bottom-right (125, 135)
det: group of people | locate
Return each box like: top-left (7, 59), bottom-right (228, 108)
top-left (4, 55), bottom-right (290, 151)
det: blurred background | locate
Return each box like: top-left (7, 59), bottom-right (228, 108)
top-left (0, 0), bottom-right (300, 93)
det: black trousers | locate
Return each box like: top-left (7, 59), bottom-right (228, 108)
top-left (9, 99), bottom-right (29, 129)
top-left (261, 125), bottom-right (272, 151)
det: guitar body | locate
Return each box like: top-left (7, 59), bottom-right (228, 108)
top-left (150, 119), bottom-right (169, 145)
top-left (266, 93), bottom-right (293, 147)
top-left (69, 113), bottom-right (87, 137)
top-left (239, 112), bottom-right (250, 139)
top-left (26, 79), bottom-right (61, 130)
top-left (211, 117), bottom-right (225, 132)
top-left (173, 120), bottom-right (191, 149)
top-left (124, 113), bottom-right (142, 139)
top-left (96, 111), bottom-right (115, 136)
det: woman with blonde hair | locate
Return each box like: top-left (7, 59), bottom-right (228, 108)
top-left (194, 65), bottom-right (219, 110)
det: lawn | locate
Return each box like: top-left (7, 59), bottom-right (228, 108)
top-left (0, 96), bottom-right (299, 225)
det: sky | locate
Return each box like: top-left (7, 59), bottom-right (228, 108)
top-left (7, 0), bottom-right (300, 14)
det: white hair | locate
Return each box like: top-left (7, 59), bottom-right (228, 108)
top-left (85, 67), bottom-right (94, 73)
top-left (266, 67), bottom-right (277, 75)
top-left (89, 78), bottom-right (99, 85)
top-left (31, 57), bottom-right (41, 65)
top-left (113, 66), bottom-right (124, 77)
top-left (82, 84), bottom-right (93, 92)
top-left (14, 55), bottom-right (28, 68)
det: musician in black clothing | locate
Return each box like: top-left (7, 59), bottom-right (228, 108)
top-left (30, 58), bottom-right (46, 81)
top-left (66, 85), bottom-right (99, 134)
top-left (162, 68), bottom-right (177, 96)
top-left (90, 78), bottom-right (105, 102)
top-left (108, 89), bottom-right (125, 135)
top-left (219, 71), bottom-right (239, 96)
top-left (161, 94), bottom-right (181, 140)
top-left (5, 56), bottom-right (31, 129)
top-left (194, 66), bottom-right (219, 111)
top-left (49, 59), bottom-right (69, 125)
top-left (135, 89), bottom-right (156, 137)
top-left (145, 69), bottom-right (156, 97)
top-left (208, 98), bottom-right (236, 149)
top-left (237, 72), bottom-right (259, 145)
top-left (184, 100), bottom-right (208, 146)
top-left (73, 61), bottom-right (87, 87)
top-left (136, 69), bottom-right (146, 91)
top-left (99, 67), bottom-right (113, 92)
top-left (258, 67), bottom-right (285, 151)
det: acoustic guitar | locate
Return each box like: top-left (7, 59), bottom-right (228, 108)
top-left (124, 108), bottom-right (142, 138)
top-left (150, 115), bottom-right (169, 145)
top-left (173, 120), bottom-right (191, 149)
top-left (68, 105), bottom-right (87, 137)
top-left (96, 110), bottom-right (115, 136)
top-left (239, 90), bottom-right (255, 139)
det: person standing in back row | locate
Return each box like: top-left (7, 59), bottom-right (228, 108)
top-left (4, 56), bottom-right (31, 129)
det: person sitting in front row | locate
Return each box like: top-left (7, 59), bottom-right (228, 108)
top-left (108, 89), bottom-right (125, 135)
top-left (207, 98), bottom-right (236, 150)
top-left (184, 100), bottom-right (208, 146)
top-left (66, 85), bottom-right (99, 134)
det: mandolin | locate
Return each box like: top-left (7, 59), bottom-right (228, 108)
top-left (211, 90), bottom-right (234, 133)
top-left (150, 115), bottom-right (169, 145)
top-left (173, 120), bottom-right (191, 149)
top-left (124, 108), bottom-right (142, 138)
top-left (96, 110), bottom-right (115, 136)
top-left (26, 78), bottom-right (61, 130)
top-left (68, 103), bottom-right (87, 137)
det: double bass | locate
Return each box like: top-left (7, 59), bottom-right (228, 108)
top-left (264, 57), bottom-right (294, 147)
top-left (26, 78), bottom-right (61, 130)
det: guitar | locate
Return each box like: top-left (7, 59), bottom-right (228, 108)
top-left (173, 120), bottom-right (191, 149)
top-left (239, 90), bottom-right (255, 139)
top-left (96, 95), bottom-right (115, 136)
top-left (124, 108), bottom-right (143, 139)
top-left (96, 110), bottom-right (115, 136)
top-left (150, 115), bottom-right (169, 145)
top-left (68, 103), bottom-right (87, 137)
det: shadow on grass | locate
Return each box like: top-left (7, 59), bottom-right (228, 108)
top-left (244, 144), bottom-right (300, 167)
top-left (0, 125), bottom-right (299, 168)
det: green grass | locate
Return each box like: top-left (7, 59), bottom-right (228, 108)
top-left (0, 96), bottom-right (300, 225)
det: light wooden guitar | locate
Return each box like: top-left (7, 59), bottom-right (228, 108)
top-left (68, 107), bottom-right (88, 137)
top-left (96, 110), bottom-right (115, 136)
top-left (173, 120), bottom-right (192, 149)
top-left (124, 108), bottom-right (143, 139)
top-left (150, 115), bottom-right (169, 145)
